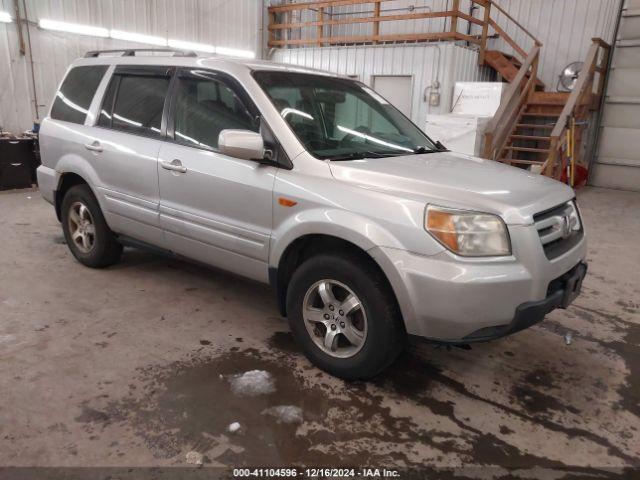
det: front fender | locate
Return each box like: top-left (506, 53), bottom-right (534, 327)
top-left (269, 207), bottom-right (404, 267)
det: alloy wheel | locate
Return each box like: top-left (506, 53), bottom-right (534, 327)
top-left (302, 279), bottom-right (368, 358)
top-left (68, 201), bottom-right (96, 253)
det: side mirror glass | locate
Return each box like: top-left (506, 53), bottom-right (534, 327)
top-left (218, 129), bottom-right (265, 161)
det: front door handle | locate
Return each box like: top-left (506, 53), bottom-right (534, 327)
top-left (85, 141), bottom-right (103, 153)
top-left (161, 159), bottom-right (187, 173)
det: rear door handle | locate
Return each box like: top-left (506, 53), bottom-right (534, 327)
top-left (161, 159), bottom-right (187, 173)
top-left (85, 141), bottom-right (103, 153)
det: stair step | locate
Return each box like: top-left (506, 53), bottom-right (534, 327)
top-left (529, 92), bottom-right (570, 106)
top-left (516, 123), bottom-right (555, 129)
top-left (505, 146), bottom-right (551, 153)
top-left (510, 135), bottom-right (552, 141)
top-left (499, 159), bottom-right (545, 165)
top-left (522, 112), bottom-right (561, 118)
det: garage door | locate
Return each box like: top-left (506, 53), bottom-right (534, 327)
top-left (591, 3), bottom-right (640, 192)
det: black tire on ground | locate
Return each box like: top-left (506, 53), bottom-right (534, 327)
top-left (286, 253), bottom-right (406, 380)
top-left (61, 184), bottom-right (122, 268)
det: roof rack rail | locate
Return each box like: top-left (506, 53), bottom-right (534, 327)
top-left (84, 48), bottom-right (197, 58)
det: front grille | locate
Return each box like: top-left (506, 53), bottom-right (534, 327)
top-left (533, 201), bottom-right (583, 260)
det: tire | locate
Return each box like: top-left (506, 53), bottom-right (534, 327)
top-left (61, 184), bottom-right (122, 268)
top-left (286, 253), bottom-right (406, 380)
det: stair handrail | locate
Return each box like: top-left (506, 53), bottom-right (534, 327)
top-left (543, 38), bottom-right (611, 177)
top-left (268, 0), bottom-right (535, 54)
top-left (489, 1), bottom-right (541, 47)
top-left (268, 0), bottom-right (484, 47)
top-left (479, 0), bottom-right (542, 65)
top-left (482, 45), bottom-right (541, 160)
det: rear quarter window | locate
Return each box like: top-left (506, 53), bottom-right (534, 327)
top-left (50, 65), bottom-right (108, 124)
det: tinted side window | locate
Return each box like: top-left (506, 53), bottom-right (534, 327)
top-left (112, 75), bottom-right (170, 137)
top-left (50, 65), bottom-right (108, 124)
top-left (98, 71), bottom-right (170, 138)
top-left (174, 72), bottom-right (257, 150)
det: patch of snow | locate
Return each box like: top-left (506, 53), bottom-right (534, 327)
top-left (229, 370), bottom-right (275, 396)
top-left (185, 450), bottom-right (203, 466)
top-left (227, 421), bottom-right (241, 433)
top-left (261, 405), bottom-right (303, 424)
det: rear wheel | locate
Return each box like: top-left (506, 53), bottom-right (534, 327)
top-left (61, 184), bottom-right (122, 268)
top-left (286, 253), bottom-right (405, 380)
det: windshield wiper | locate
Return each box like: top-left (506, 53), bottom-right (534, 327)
top-left (327, 151), bottom-right (396, 161)
top-left (412, 146), bottom-right (438, 154)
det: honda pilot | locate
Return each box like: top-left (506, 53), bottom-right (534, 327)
top-left (37, 50), bottom-right (587, 379)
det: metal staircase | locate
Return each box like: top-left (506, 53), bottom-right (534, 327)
top-left (591, 0), bottom-right (640, 192)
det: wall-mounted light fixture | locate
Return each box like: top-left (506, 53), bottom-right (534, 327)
top-left (110, 29), bottom-right (166, 46)
top-left (215, 46), bottom-right (255, 59)
top-left (0, 11), bottom-right (12, 23)
top-left (37, 18), bottom-right (255, 58)
top-left (39, 19), bottom-right (109, 37)
top-left (168, 39), bottom-right (216, 53)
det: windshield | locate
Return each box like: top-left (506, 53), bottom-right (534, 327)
top-left (253, 71), bottom-right (437, 160)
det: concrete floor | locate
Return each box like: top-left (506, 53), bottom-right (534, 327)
top-left (0, 186), bottom-right (638, 477)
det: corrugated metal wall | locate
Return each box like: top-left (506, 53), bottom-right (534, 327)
top-left (271, 43), bottom-right (492, 129)
top-left (270, 0), bottom-right (621, 90)
top-left (1, 1), bottom-right (623, 133)
top-left (0, 0), bottom-right (264, 133)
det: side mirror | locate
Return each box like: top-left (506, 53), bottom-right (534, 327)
top-left (218, 129), bottom-right (265, 162)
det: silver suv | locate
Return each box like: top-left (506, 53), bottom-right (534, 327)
top-left (37, 50), bottom-right (587, 379)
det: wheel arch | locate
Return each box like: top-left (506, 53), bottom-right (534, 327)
top-left (270, 233), bottom-right (404, 323)
top-left (55, 172), bottom-right (95, 221)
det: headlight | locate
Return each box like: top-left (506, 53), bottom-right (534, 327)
top-left (425, 205), bottom-right (511, 257)
top-left (567, 200), bottom-right (582, 232)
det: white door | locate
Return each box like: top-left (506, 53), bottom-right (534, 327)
top-left (372, 76), bottom-right (413, 118)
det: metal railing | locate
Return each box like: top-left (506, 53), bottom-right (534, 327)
top-left (268, 0), bottom-right (518, 53)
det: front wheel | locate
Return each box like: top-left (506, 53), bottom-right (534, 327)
top-left (286, 253), bottom-right (406, 380)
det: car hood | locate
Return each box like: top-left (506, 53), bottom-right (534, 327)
top-left (328, 151), bottom-right (575, 225)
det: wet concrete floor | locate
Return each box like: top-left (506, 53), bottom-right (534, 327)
top-left (0, 187), bottom-right (638, 478)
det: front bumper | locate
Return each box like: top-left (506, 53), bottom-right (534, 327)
top-left (369, 223), bottom-right (587, 341)
top-left (460, 261), bottom-right (587, 343)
